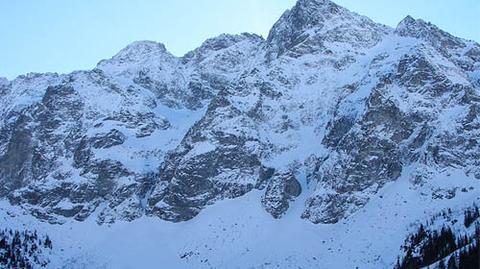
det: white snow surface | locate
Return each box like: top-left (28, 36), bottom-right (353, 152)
top-left (1, 167), bottom-right (479, 269)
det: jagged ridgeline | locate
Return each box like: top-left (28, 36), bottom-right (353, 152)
top-left (0, 229), bottom-right (52, 268)
top-left (0, 0), bottom-right (478, 226)
top-left (396, 204), bottom-right (480, 269)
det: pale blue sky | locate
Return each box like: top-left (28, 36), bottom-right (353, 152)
top-left (1, 0), bottom-right (479, 79)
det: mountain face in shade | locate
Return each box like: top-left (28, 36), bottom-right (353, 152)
top-left (1, 0), bottom-right (480, 268)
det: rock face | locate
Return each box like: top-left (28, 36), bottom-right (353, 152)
top-left (262, 172), bottom-right (302, 218)
top-left (0, 0), bottom-right (479, 225)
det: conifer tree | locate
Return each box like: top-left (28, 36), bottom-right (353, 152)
top-left (438, 259), bottom-right (446, 269)
top-left (447, 255), bottom-right (457, 269)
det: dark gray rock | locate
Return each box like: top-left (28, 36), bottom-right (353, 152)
top-left (91, 129), bottom-right (126, 149)
top-left (262, 171), bottom-right (302, 218)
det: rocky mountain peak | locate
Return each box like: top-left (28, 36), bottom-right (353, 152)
top-left (396, 15), bottom-right (416, 27)
top-left (395, 15), bottom-right (466, 51)
top-left (114, 40), bottom-right (168, 59)
top-left (182, 33), bottom-right (264, 64)
top-left (267, 0), bottom-right (342, 49)
top-left (192, 33), bottom-right (263, 53)
top-left (288, 0), bottom-right (343, 29)
top-left (295, 0), bottom-right (338, 11)
top-left (396, 15), bottom-right (433, 37)
top-left (0, 77), bottom-right (8, 86)
top-left (0, 77), bottom-right (9, 96)
top-left (96, 40), bottom-right (174, 72)
top-left (266, 0), bottom-right (386, 58)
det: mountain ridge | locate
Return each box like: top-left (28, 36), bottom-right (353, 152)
top-left (0, 0), bottom-right (478, 224)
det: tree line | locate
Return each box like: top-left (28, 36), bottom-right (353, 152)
top-left (396, 204), bottom-right (479, 269)
top-left (0, 228), bottom-right (52, 268)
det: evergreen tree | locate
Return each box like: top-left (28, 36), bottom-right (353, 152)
top-left (438, 258), bottom-right (446, 269)
top-left (447, 255), bottom-right (457, 269)
top-left (44, 236), bottom-right (52, 249)
top-left (0, 229), bottom-right (53, 268)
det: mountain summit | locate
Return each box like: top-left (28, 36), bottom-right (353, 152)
top-left (267, 0), bottom-right (388, 58)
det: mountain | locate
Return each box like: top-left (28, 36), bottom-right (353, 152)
top-left (1, 0), bottom-right (479, 268)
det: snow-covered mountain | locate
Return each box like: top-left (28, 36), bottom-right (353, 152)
top-left (1, 0), bottom-right (479, 268)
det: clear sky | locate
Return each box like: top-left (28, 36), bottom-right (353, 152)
top-left (1, 0), bottom-right (479, 80)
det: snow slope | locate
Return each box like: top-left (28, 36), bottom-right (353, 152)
top-left (1, 166), bottom-right (479, 268)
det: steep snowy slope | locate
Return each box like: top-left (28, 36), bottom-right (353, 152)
top-left (1, 0), bottom-right (479, 268)
top-left (1, 170), bottom-right (479, 268)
